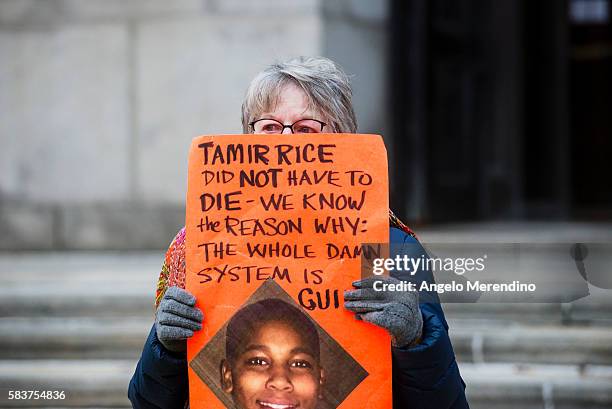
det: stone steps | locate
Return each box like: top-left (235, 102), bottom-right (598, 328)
top-left (0, 292), bottom-right (152, 318)
top-left (1, 251), bottom-right (612, 408)
top-left (2, 252), bottom-right (611, 323)
top-left (5, 293), bottom-right (611, 324)
top-left (449, 322), bottom-right (612, 365)
top-left (0, 360), bottom-right (133, 408)
top-left (0, 251), bottom-right (157, 318)
top-left (461, 363), bottom-right (612, 409)
top-left (0, 318), bottom-right (150, 360)
top-left (1, 361), bottom-right (610, 409)
top-left (2, 317), bottom-right (612, 368)
top-left (442, 294), bottom-right (612, 326)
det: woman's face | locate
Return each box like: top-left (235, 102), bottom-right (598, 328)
top-left (222, 320), bottom-right (324, 409)
top-left (254, 83), bottom-right (330, 134)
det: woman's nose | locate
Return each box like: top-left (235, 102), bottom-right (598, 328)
top-left (281, 125), bottom-right (293, 135)
top-left (266, 366), bottom-right (293, 391)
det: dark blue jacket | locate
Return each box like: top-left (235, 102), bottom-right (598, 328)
top-left (128, 228), bottom-right (469, 409)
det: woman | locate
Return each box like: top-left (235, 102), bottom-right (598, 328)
top-left (128, 56), bottom-right (469, 409)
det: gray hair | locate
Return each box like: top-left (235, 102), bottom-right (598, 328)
top-left (241, 56), bottom-right (357, 133)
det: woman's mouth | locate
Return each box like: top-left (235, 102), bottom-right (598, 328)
top-left (256, 400), bottom-right (299, 409)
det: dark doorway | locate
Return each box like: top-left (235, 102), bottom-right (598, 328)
top-left (522, 0), bottom-right (571, 219)
top-left (568, 0), bottom-right (612, 218)
top-left (389, 0), bottom-right (612, 223)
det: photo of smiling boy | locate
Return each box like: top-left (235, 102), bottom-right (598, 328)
top-left (220, 298), bottom-right (327, 409)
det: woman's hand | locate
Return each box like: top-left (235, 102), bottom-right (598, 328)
top-left (155, 286), bottom-right (204, 353)
top-left (344, 276), bottom-right (423, 348)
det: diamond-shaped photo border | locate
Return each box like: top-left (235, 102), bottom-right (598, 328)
top-left (190, 279), bottom-right (369, 408)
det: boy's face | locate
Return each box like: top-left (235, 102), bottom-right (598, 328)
top-left (221, 320), bottom-right (325, 409)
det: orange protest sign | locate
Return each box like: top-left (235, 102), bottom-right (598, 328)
top-left (185, 134), bottom-right (390, 409)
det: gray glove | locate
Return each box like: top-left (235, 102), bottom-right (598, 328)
top-left (155, 286), bottom-right (203, 353)
top-left (344, 275), bottom-right (423, 348)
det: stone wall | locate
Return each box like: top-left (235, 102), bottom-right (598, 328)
top-left (322, 0), bottom-right (389, 135)
top-left (0, 0), bottom-right (323, 249)
top-left (321, 0), bottom-right (392, 205)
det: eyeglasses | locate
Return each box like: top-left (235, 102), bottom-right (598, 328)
top-left (249, 118), bottom-right (327, 134)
